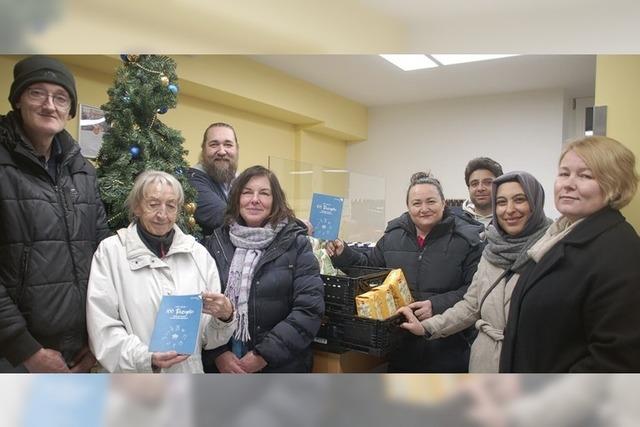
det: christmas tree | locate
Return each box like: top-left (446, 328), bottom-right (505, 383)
top-left (96, 54), bottom-right (200, 237)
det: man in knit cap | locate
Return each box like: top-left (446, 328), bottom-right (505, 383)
top-left (0, 56), bottom-right (110, 372)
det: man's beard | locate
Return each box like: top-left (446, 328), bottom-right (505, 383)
top-left (204, 157), bottom-right (237, 184)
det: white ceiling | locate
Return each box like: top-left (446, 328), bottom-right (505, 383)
top-left (250, 55), bottom-right (596, 107)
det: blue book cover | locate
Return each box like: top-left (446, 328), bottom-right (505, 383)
top-left (309, 193), bottom-right (344, 241)
top-left (149, 294), bottom-right (202, 355)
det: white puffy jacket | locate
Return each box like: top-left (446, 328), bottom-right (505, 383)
top-left (87, 223), bottom-right (235, 373)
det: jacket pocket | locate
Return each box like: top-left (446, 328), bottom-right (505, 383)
top-left (16, 245), bottom-right (32, 306)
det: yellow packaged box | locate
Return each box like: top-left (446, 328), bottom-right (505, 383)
top-left (355, 291), bottom-right (382, 320)
top-left (373, 284), bottom-right (397, 319)
top-left (356, 286), bottom-right (397, 320)
top-left (383, 269), bottom-right (413, 308)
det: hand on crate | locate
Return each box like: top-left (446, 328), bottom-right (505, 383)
top-left (408, 300), bottom-right (433, 321)
top-left (325, 239), bottom-right (344, 257)
top-left (396, 306), bottom-right (427, 336)
top-left (215, 351), bottom-right (248, 373)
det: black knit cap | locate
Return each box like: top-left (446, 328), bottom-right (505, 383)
top-left (9, 56), bottom-right (78, 118)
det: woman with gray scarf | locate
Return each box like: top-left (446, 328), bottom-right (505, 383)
top-left (397, 171), bottom-right (551, 372)
top-left (204, 165), bottom-right (324, 373)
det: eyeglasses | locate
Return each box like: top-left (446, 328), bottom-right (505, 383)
top-left (26, 87), bottom-right (71, 110)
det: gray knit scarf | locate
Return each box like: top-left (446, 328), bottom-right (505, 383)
top-left (225, 219), bottom-right (287, 343)
top-left (483, 220), bottom-right (551, 272)
top-left (483, 171), bottom-right (552, 273)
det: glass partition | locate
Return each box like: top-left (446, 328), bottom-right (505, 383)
top-left (269, 156), bottom-right (385, 242)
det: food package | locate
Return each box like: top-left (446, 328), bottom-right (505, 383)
top-left (374, 284), bottom-right (397, 319)
top-left (382, 268), bottom-right (413, 308)
top-left (356, 285), bottom-right (397, 320)
top-left (355, 291), bottom-right (382, 320)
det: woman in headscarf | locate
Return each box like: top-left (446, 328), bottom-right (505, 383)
top-left (500, 137), bottom-right (640, 372)
top-left (398, 171), bottom-right (551, 372)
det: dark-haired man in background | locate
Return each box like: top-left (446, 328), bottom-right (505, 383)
top-left (453, 157), bottom-right (503, 229)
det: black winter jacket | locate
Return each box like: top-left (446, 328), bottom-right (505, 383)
top-left (205, 219), bottom-right (324, 373)
top-left (332, 210), bottom-right (483, 372)
top-left (500, 207), bottom-right (640, 372)
top-left (333, 210), bottom-right (483, 314)
top-left (0, 112), bottom-right (110, 368)
top-left (187, 166), bottom-right (229, 236)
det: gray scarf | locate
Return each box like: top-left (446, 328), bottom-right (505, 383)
top-left (483, 221), bottom-right (551, 272)
top-left (483, 171), bottom-right (552, 272)
top-left (225, 220), bottom-right (287, 342)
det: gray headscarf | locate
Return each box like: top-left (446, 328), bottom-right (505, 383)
top-left (483, 171), bottom-right (552, 272)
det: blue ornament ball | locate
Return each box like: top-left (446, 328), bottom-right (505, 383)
top-left (168, 84), bottom-right (179, 95)
top-left (120, 54), bottom-right (129, 62)
top-left (175, 166), bottom-right (185, 176)
top-left (129, 146), bottom-right (141, 158)
top-left (157, 106), bottom-right (168, 114)
top-left (123, 96), bottom-right (130, 103)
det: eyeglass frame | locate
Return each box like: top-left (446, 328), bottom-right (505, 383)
top-left (24, 86), bottom-right (72, 110)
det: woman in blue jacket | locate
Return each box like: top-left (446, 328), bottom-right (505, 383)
top-left (205, 165), bottom-right (324, 373)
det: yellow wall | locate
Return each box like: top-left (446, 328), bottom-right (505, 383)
top-left (595, 55), bottom-right (640, 231)
top-left (28, 0), bottom-right (406, 54)
top-left (0, 55), bottom-right (361, 213)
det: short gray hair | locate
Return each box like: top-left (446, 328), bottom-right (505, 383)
top-left (126, 170), bottom-right (184, 220)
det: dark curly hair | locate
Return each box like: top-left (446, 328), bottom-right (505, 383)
top-left (464, 157), bottom-right (503, 186)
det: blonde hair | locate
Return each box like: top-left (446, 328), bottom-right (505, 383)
top-left (126, 170), bottom-right (185, 220)
top-left (560, 136), bottom-right (639, 210)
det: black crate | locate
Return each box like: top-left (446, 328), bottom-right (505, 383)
top-left (340, 313), bottom-right (405, 357)
top-left (320, 310), bottom-right (405, 357)
top-left (313, 315), bottom-right (347, 353)
top-left (321, 266), bottom-right (390, 314)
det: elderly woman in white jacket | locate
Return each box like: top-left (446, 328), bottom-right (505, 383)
top-left (397, 171), bottom-right (551, 372)
top-left (87, 170), bottom-right (236, 373)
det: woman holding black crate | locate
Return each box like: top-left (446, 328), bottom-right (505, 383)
top-left (327, 172), bottom-right (483, 372)
top-left (204, 165), bottom-right (324, 373)
top-left (397, 171), bottom-right (552, 372)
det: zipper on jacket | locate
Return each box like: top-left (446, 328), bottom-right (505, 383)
top-left (214, 229), bottom-right (229, 265)
top-left (54, 184), bottom-right (81, 293)
top-left (15, 245), bottom-right (32, 306)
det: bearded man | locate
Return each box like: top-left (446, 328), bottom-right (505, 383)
top-left (187, 122), bottom-right (239, 235)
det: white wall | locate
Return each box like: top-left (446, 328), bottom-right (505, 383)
top-left (347, 89), bottom-right (572, 222)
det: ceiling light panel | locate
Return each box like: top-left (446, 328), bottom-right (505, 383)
top-left (380, 54), bottom-right (439, 71)
top-left (430, 54), bottom-right (519, 66)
